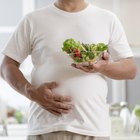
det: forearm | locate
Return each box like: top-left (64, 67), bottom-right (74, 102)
top-left (101, 58), bottom-right (137, 80)
top-left (1, 61), bottom-right (32, 99)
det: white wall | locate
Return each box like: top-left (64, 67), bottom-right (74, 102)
top-left (119, 0), bottom-right (140, 46)
top-left (90, 0), bottom-right (140, 47)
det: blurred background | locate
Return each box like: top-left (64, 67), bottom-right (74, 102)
top-left (0, 0), bottom-right (140, 140)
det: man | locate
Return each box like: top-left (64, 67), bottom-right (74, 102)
top-left (0, 0), bottom-right (137, 140)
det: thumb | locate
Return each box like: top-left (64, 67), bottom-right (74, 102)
top-left (103, 52), bottom-right (109, 60)
top-left (44, 82), bottom-right (58, 89)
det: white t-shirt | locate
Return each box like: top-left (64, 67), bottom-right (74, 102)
top-left (3, 3), bottom-right (133, 137)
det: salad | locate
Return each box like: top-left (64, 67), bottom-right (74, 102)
top-left (62, 38), bottom-right (108, 63)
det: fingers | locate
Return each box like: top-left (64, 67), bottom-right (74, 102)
top-left (53, 101), bottom-right (73, 110)
top-left (71, 63), bottom-right (90, 72)
top-left (41, 105), bottom-right (62, 116)
top-left (34, 82), bottom-right (74, 116)
top-left (51, 107), bottom-right (71, 114)
top-left (42, 82), bottom-right (72, 102)
top-left (40, 101), bottom-right (73, 116)
top-left (102, 52), bottom-right (110, 60)
top-left (52, 94), bottom-right (72, 102)
top-left (72, 63), bottom-right (95, 73)
top-left (47, 109), bottom-right (61, 116)
top-left (44, 93), bottom-right (73, 113)
top-left (48, 107), bottom-right (70, 116)
top-left (44, 82), bottom-right (58, 89)
top-left (45, 92), bottom-right (72, 103)
top-left (71, 52), bottom-right (110, 73)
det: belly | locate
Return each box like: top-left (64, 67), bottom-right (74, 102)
top-left (52, 74), bottom-right (108, 103)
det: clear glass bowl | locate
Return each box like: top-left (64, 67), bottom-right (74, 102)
top-left (69, 51), bottom-right (104, 65)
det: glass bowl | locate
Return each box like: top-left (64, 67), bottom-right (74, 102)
top-left (69, 51), bottom-right (104, 66)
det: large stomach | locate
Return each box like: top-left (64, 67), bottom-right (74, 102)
top-left (31, 62), bottom-right (108, 103)
top-left (31, 68), bottom-right (108, 126)
top-left (52, 74), bottom-right (108, 104)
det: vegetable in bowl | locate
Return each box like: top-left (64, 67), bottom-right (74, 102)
top-left (62, 38), bottom-right (108, 64)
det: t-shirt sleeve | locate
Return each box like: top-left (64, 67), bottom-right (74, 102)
top-left (108, 15), bottom-right (133, 61)
top-left (2, 15), bottom-right (32, 63)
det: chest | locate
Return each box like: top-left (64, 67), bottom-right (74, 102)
top-left (30, 16), bottom-right (110, 65)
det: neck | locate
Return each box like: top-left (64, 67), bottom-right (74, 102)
top-left (54, 0), bottom-right (88, 12)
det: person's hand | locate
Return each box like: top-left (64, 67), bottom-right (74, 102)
top-left (71, 52), bottom-right (110, 73)
top-left (26, 82), bottom-right (73, 116)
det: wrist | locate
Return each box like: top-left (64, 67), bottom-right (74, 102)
top-left (24, 83), bottom-right (35, 100)
top-left (100, 61), bottom-right (110, 74)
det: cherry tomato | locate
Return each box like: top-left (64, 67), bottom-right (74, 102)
top-left (75, 48), bottom-right (81, 57)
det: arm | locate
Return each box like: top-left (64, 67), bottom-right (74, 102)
top-left (101, 57), bottom-right (137, 80)
top-left (72, 52), bottom-right (137, 80)
top-left (1, 56), bottom-right (73, 116)
top-left (0, 56), bottom-right (31, 96)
